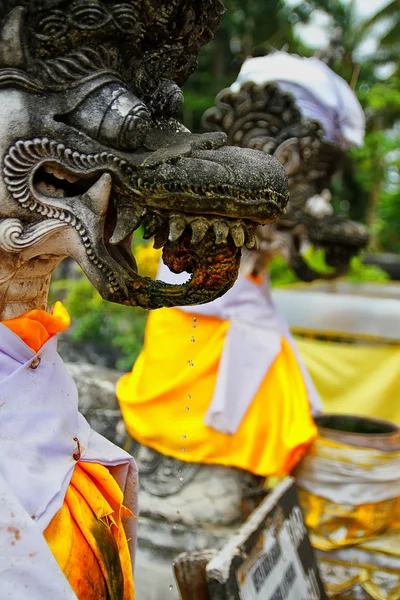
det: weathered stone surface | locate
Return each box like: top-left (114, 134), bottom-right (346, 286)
top-left (66, 361), bottom-right (127, 447)
top-left (59, 338), bottom-right (123, 370)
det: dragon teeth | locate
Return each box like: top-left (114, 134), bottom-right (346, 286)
top-left (153, 228), bottom-right (169, 249)
top-left (84, 173), bottom-right (112, 217)
top-left (142, 211), bottom-right (166, 240)
top-left (43, 163), bottom-right (80, 183)
top-left (230, 222), bottom-right (245, 247)
top-left (109, 205), bottom-right (142, 245)
top-left (168, 214), bottom-right (187, 242)
top-left (244, 227), bottom-right (259, 250)
top-left (127, 207), bottom-right (260, 254)
top-left (213, 220), bottom-right (229, 244)
top-left (190, 218), bottom-right (209, 244)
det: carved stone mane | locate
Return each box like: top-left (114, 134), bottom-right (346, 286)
top-left (0, 0), bottom-right (225, 94)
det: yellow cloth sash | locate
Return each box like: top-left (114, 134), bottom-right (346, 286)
top-left (117, 307), bottom-right (317, 477)
top-left (2, 304), bottom-right (135, 600)
top-left (296, 336), bottom-right (400, 424)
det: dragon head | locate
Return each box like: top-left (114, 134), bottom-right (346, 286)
top-left (203, 81), bottom-right (369, 282)
top-left (0, 3), bottom-right (289, 311)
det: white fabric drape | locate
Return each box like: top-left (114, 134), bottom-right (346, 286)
top-left (0, 324), bottom-right (138, 597)
top-left (231, 52), bottom-right (365, 149)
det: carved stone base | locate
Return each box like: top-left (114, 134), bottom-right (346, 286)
top-left (130, 441), bottom-right (264, 599)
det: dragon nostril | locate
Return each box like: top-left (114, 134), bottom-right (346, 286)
top-left (61, 83), bottom-right (151, 151)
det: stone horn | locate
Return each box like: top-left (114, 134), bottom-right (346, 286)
top-left (0, 7), bottom-right (26, 68)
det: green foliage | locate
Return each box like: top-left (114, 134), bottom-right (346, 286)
top-left (345, 256), bottom-right (389, 284)
top-left (51, 276), bottom-right (148, 370)
top-left (349, 128), bottom-right (400, 251)
top-left (269, 247), bottom-right (389, 287)
top-left (268, 256), bottom-right (300, 287)
top-left (376, 188), bottom-right (400, 254)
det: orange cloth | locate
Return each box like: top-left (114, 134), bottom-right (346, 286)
top-left (118, 307), bottom-right (317, 477)
top-left (44, 462), bottom-right (134, 600)
top-left (2, 304), bottom-right (134, 599)
top-left (2, 301), bottom-right (70, 352)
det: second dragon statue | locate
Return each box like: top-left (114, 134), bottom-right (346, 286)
top-left (118, 51), bottom-right (370, 598)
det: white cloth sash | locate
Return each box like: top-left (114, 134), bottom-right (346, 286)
top-left (0, 323), bottom-right (138, 597)
top-left (157, 263), bottom-right (322, 434)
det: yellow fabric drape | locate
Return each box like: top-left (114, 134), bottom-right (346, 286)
top-left (296, 437), bottom-right (400, 551)
top-left (296, 337), bottom-right (400, 424)
top-left (117, 307), bottom-right (317, 477)
top-left (297, 437), bottom-right (400, 600)
top-left (2, 304), bottom-right (135, 599)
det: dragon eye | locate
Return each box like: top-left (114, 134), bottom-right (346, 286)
top-left (69, 1), bottom-right (110, 30)
top-left (60, 82), bottom-right (151, 151)
top-left (149, 80), bottom-right (184, 118)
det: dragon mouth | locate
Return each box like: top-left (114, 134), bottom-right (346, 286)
top-left (6, 136), bottom-right (288, 309)
top-left (32, 162), bottom-right (259, 308)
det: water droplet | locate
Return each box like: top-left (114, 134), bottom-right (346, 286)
top-left (179, 475), bottom-right (184, 482)
top-left (182, 434), bottom-right (187, 439)
top-left (181, 447), bottom-right (185, 453)
top-left (176, 510), bottom-right (180, 515)
top-left (187, 395), bottom-right (191, 400)
top-left (186, 406), bottom-right (190, 411)
top-left (169, 584), bottom-right (173, 591)
top-left (192, 324), bottom-right (197, 329)
top-left (193, 317), bottom-right (197, 322)
top-left (173, 523), bottom-right (178, 529)
top-left (187, 359), bottom-right (192, 365)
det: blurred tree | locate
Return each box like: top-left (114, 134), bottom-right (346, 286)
top-left (361, 0), bottom-right (400, 60)
top-left (332, 76), bottom-right (400, 225)
top-left (180, 0), bottom-right (310, 130)
top-left (306, 0), bottom-right (399, 79)
top-left (292, 0), bottom-right (400, 233)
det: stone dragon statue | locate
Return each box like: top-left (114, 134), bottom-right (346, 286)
top-left (202, 80), bottom-right (370, 281)
top-left (0, 0), bottom-right (289, 322)
top-left (0, 1), bottom-right (289, 598)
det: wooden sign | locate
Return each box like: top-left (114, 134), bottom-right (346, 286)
top-left (205, 477), bottom-right (326, 600)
